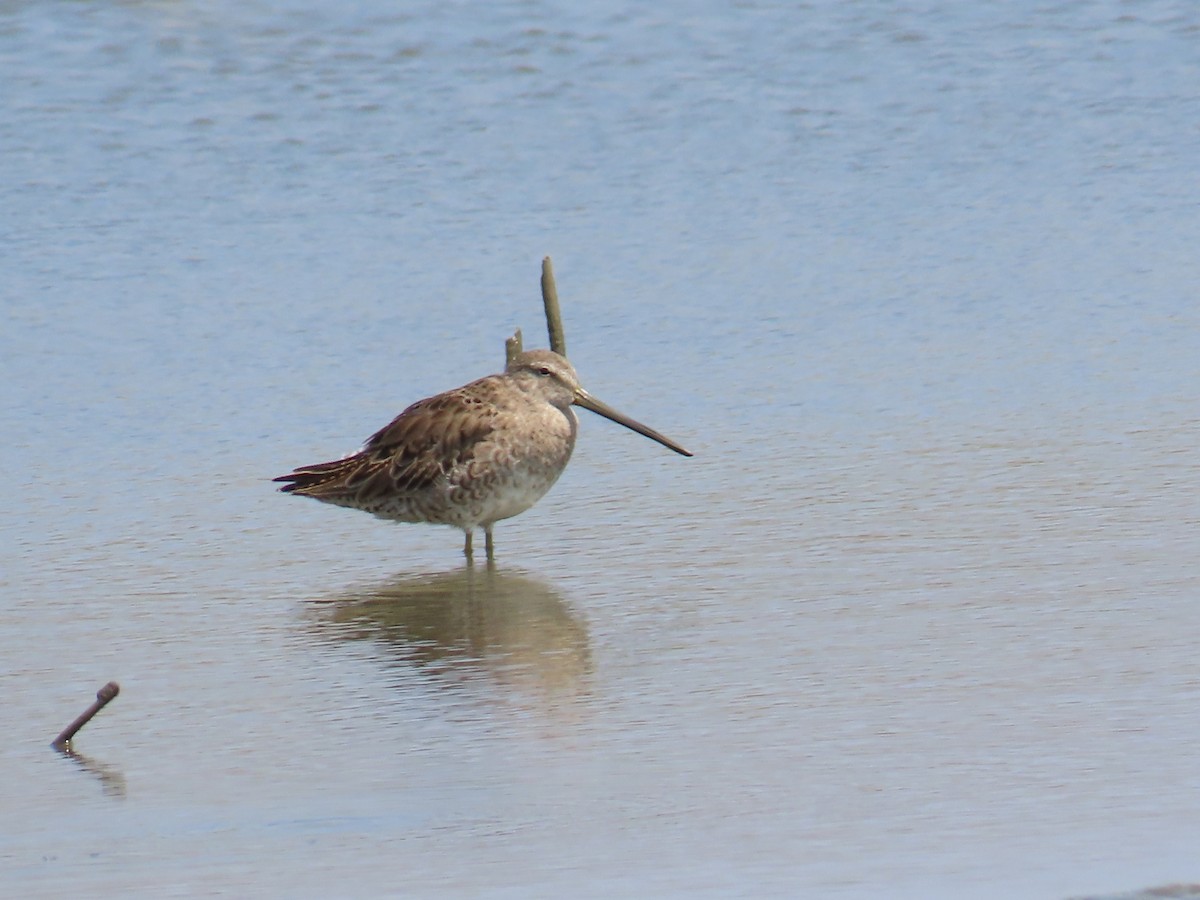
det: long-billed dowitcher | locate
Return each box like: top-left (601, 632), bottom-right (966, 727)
top-left (274, 349), bottom-right (692, 560)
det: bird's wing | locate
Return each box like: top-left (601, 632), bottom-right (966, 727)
top-left (274, 377), bottom-right (502, 503)
top-left (358, 387), bottom-right (498, 492)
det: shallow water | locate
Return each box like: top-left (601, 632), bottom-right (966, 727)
top-left (3, 1), bottom-right (1199, 897)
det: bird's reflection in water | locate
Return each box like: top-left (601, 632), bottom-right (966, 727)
top-left (55, 747), bottom-right (127, 800)
top-left (308, 567), bottom-right (591, 713)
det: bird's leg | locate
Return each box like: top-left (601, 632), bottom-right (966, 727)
top-left (484, 525), bottom-right (495, 562)
top-left (463, 529), bottom-right (474, 563)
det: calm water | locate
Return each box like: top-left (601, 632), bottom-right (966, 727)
top-left (3, 1), bottom-right (1199, 897)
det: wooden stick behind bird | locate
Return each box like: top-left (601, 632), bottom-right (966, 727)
top-left (506, 256), bottom-right (567, 367)
top-left (540, 256), bottom-right (566, 356)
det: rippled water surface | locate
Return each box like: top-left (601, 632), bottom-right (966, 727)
top-left (3, 1), bottom-right (1199, 897)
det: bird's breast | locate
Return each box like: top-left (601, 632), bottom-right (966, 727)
top-left (449, 403), bottom-right (578, 525)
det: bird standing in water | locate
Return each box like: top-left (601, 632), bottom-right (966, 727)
top-left (274, 349), bottom-right (692, 561)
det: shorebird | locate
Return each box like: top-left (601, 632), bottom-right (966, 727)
top-left (274, 349), bottom-right (692, 561)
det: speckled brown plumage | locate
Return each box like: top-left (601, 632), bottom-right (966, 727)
top-left (274, 349), bottom-right (692, 560)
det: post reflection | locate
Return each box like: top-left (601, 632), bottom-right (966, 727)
top-left (54, 747), bottom-right (128, 800)
top-left (306, 567), bottom-right (591, 711)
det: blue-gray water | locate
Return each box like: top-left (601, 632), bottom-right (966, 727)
top-left (3, 1), bottom-right (1199, 897)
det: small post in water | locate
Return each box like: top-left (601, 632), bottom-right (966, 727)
top-left (52, 681), bottom-right (120, 751)
top-left (505, 328), bottom-right (523, 368)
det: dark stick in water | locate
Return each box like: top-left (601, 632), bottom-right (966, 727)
top-left (52, 681), bottom-right (120, 750)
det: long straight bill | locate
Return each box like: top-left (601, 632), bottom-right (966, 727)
top-left (573, 389), bottom-right (693, 457)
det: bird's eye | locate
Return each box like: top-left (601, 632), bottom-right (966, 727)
top-left (536, 366), bottom-right (552, 376)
